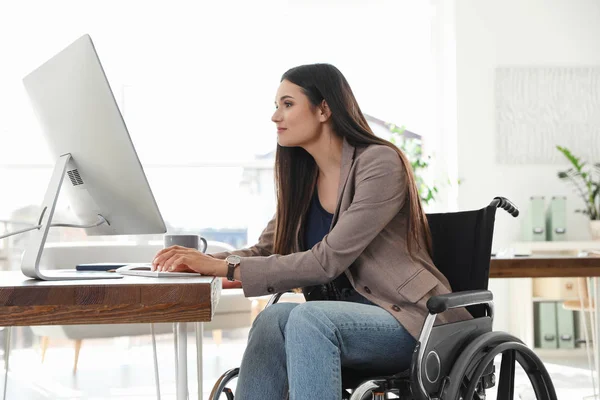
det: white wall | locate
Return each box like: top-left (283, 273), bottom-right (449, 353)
top-left (456, 0), bottom-right (600, 246)
top-left (454, 0), bottom-right (600, 338)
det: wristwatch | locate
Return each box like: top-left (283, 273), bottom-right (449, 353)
top-left (225, 255), bottom-right (241, 281)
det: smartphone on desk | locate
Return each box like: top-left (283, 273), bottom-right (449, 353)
top-left (76, 263), bottom-right (128, 272)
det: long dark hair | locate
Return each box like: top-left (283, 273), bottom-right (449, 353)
top-left (273, 63), bottom-right (432, 260)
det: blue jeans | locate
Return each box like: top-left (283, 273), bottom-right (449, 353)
top-left (235, 301), bottom-right (417, 400)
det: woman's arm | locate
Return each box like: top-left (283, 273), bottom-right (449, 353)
top-left (238, 146), bottom-right (408, 296)
top-left (209, 215), bottom-right (276, 260)
top-left (151, 216), bottom-right (275, 289)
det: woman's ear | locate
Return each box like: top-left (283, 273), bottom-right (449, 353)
top-left (318, 100), bottom-right (331, 122)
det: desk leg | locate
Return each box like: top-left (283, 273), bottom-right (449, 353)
top-left (176, 322), bottom-right (188, 400)
top-left (195, 322), bottom-right (203, 400)
top-left (173, 323), bottom-right (179, 383)
top-left (580, 278), bottom-right (597, 397)
top-left (3, 327), bottom-right (11, 400)
top-left (151, 324), bottom-right (161, 400)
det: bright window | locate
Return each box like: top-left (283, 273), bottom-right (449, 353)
top-left (0, 0), bottom-right (435, 249)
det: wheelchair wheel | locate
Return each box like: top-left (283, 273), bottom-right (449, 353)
top-left (346, 380), bottom-right (389, 400)
top-left (442, 332), bottom-right (557, 400)
top-left (209, 368), bottom-right (239, 400)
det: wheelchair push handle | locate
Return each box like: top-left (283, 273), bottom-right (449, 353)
top-left (490, 197), bottom-right (519, 217)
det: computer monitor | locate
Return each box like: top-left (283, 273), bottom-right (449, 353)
top-left (21, 34), bottom-right (166, 280)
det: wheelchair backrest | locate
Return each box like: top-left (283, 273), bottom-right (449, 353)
top-left (426, 205), bottom-right (497, 318)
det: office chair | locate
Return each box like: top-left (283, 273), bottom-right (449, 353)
top-left (209, 197), bottom-right (558, 400)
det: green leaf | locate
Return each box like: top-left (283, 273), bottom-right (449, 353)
top-left (557, 146), bottom-right (600, 219)
top-left (556, 145), bottom-right (584, 172)
top-left (388, 120), bottom-right (439, 205)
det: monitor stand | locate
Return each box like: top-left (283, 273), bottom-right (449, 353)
top-left (21, 154), bottom-right (122, 280)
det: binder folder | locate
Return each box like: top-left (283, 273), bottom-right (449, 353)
top-left (546, 196), bottom-right (567, 241)
top-left (523, 196), bottom-right (546, 241)
top-left (556, 305), bottom-right (576, 349)
top-left (535, 302), bottom-right (558, 349)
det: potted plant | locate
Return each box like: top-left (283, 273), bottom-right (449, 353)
top-left (556, 146), bottom-right (600, 240)
top-left (388, 124), bottom-right (438, 206)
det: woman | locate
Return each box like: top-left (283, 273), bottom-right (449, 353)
top-left (151, 63), bottom-right (471, 399)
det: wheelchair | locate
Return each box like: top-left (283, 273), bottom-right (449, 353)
top-left (209, 197), bottom-right (557, 400)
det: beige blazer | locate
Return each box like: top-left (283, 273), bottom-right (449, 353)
top-left (212, 139), bottom-right (472, 339)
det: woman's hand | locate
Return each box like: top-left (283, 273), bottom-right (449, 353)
top-left (221, 278), bottom-right (243, 289)
top-left (152, 245), bottom-right (227, 276)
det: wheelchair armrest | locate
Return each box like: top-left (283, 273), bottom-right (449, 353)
top-left (266, 291), bottom-right (296, 307)
top-left (426, 290), bottom-right (493, 314)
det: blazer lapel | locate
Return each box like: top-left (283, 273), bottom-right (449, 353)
top-left (331, 139), bottom-right (356, 227)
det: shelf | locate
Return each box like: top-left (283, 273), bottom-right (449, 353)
top-left (532, 297), bottom-right (578, 302)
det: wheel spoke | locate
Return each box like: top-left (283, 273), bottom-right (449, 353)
top-left (498, 350), bottom-right (516, 399)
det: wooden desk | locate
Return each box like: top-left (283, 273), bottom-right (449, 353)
top-left (0, 271), bottom-right (221, 400)
top-left (491, 255), bottom-right (600, 278)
